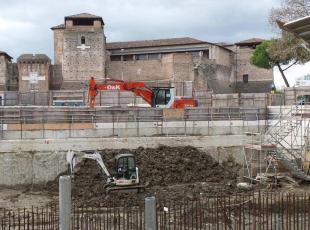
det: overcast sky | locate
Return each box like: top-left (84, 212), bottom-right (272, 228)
top-left (0, 0), bottom-right (309, 87)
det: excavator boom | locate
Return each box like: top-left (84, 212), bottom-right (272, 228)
top-left (88, 79), bottom-right (154, 107)
top-left (87, 78), bottom-right (197, 108)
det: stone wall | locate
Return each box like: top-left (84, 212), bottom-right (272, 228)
top-left (209, 45), bottom-right (233, 67)
top-left (62, 27), bottom-right (105, 83)
top-left (234, 46), bottom-right (273, 93)
top-left (53, 29), bottom-right (64, 65)
top-left (50, 64), bottom-right (63, 90)
top-left (235, 81), bottom-right (273, 93)
top-left (194, 60), bottom-right (234, 93)
top-left (0, 56), bottom-right (9, 90)
top-left (7, 63), bottom-right (18, 91)
top-left (17, 57), bottom-right (51, 92)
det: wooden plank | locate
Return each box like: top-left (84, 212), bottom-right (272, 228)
top-left (163, 108), bottom-right (184, 120)
top-left (8, 123), bottom-right (93, 131)
top-left (244, 144), bottom-right (277, 151)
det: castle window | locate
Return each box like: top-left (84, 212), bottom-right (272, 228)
top-left (136, 54), bottom-right (147, 60)
top-left (243, 74), bottom-right (249, 83)
top-left (73, 18), bottom-right (94, 26)
top-left (148, 53), bottom-right (160, 60)
top-left (81, 36), bottom-right (86, 45)
top-left (123, 55), bottom-right (133, 61)
top-left (203, 50), bottom-right (210, 59)
top-left (191, 52), bottom-right (200, 58)
top-left (111, 56), bottom-right (121, 61)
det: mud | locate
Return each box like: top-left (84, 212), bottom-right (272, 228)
top-left (44, 146), bottom-right (241, 206)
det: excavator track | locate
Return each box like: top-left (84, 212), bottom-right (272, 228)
top-left (105, 184), bottom-right (145, 194)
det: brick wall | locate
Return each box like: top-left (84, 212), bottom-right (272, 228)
top-left (106, 53), bottom-right (193, 83)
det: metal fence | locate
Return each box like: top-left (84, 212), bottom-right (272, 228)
top-left (0, 107), bottom-right (267, 124)
top-left (0, 107), bottom-right (267, 140)
top-left (1, 192), bottom-right (310, 229)
top-left (0, 90), bottom-right (289, 108)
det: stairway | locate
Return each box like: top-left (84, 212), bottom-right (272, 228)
top-left (264, 105), bottom-right (310, 181)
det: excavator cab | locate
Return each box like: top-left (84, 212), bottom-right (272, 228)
top-left (152, 87), bottom-right (173, 108)
top-left (114, 153), bottom-right (138, 181)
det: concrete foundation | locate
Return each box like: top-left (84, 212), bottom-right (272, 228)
top-left (0, 135), bottom-right (244, 186)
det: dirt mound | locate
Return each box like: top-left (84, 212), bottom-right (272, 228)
top-left (46, 146), bottom-right (241, 206)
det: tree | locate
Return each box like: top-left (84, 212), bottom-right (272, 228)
top-left (251, 40), bottom-right (293, 87)
top-left (251, 41), bottom-right (272, 69)
top-left (269, 0), bottom-right (310, 26)
top-left (254, 0), bottom-right (310, 87)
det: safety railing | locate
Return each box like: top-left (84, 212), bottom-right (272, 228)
top-left (0, 107), bottom-right (267, 140)
top-left (0, 90), bottom-right (287, 107)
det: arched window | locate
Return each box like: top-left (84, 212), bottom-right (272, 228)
top-left (81, 36), bottom-right (86, 45)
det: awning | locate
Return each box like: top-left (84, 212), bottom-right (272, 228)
top-left (277, 16), bottom-right (310, 45)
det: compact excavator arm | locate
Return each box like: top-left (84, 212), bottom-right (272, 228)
top-left (67, 150), bottom-right (113, 183)
top-left (66, 150), bottom-right (144, 193)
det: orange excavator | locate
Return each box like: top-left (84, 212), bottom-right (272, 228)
top-left (87, 77), bottom-right (197, 108)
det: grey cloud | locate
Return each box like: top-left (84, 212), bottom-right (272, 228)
top-left (0, 0), bottom-right (281, 60)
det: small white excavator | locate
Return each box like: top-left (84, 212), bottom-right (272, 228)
top-left (66, 150), bottom-right (144, 193)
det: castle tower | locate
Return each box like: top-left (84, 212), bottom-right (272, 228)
top-left (0, 51), bottom-right (13, 91)
top-left (17, 54), bottom-right (51, 92)
top-left (51, 13), bottom-right (106, 89)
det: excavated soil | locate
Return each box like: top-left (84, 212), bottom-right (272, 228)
top-left (45, 146), bottom-right (241, 206)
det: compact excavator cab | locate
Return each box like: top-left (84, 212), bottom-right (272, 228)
top-left (114, 153), bottom-right (138, 182)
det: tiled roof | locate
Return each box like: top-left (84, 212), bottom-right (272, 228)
top-left (51, 24), bottom-right (65, 30)
top-left (17, 54), bottom-right (50, 62)
top-left (0, 51), bottom-right (13, 60)
top-left (235, 38), bottom-right (265, 46)
top-left (65, 13), bottom-right (102, 19)
top-left (215, 42), bottom-right (233, 47)
top-left (278, 16), bottom-right (310, 45)
top-left (106, 37), bottom-right (207, 50)
top-left (65, 13), bottom-right (104, 24)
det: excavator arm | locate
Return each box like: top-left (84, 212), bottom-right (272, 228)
top-left (87, 77), bottom-right (197, 108)
top-left (67, 150), bottom-right (113, 183)
top-left (88, 78), bottom-right (154, 108)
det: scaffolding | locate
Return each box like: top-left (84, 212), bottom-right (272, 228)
top-left (243, 132), bottom-right (278, 182)
top-left (243, 105), bottom-right (310, 182)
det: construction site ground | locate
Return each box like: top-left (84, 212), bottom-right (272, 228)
top-left (0, 146), bottom-right (308, 209)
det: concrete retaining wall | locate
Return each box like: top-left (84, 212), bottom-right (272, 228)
top-left (0, 135), bottom-right (244, 186)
